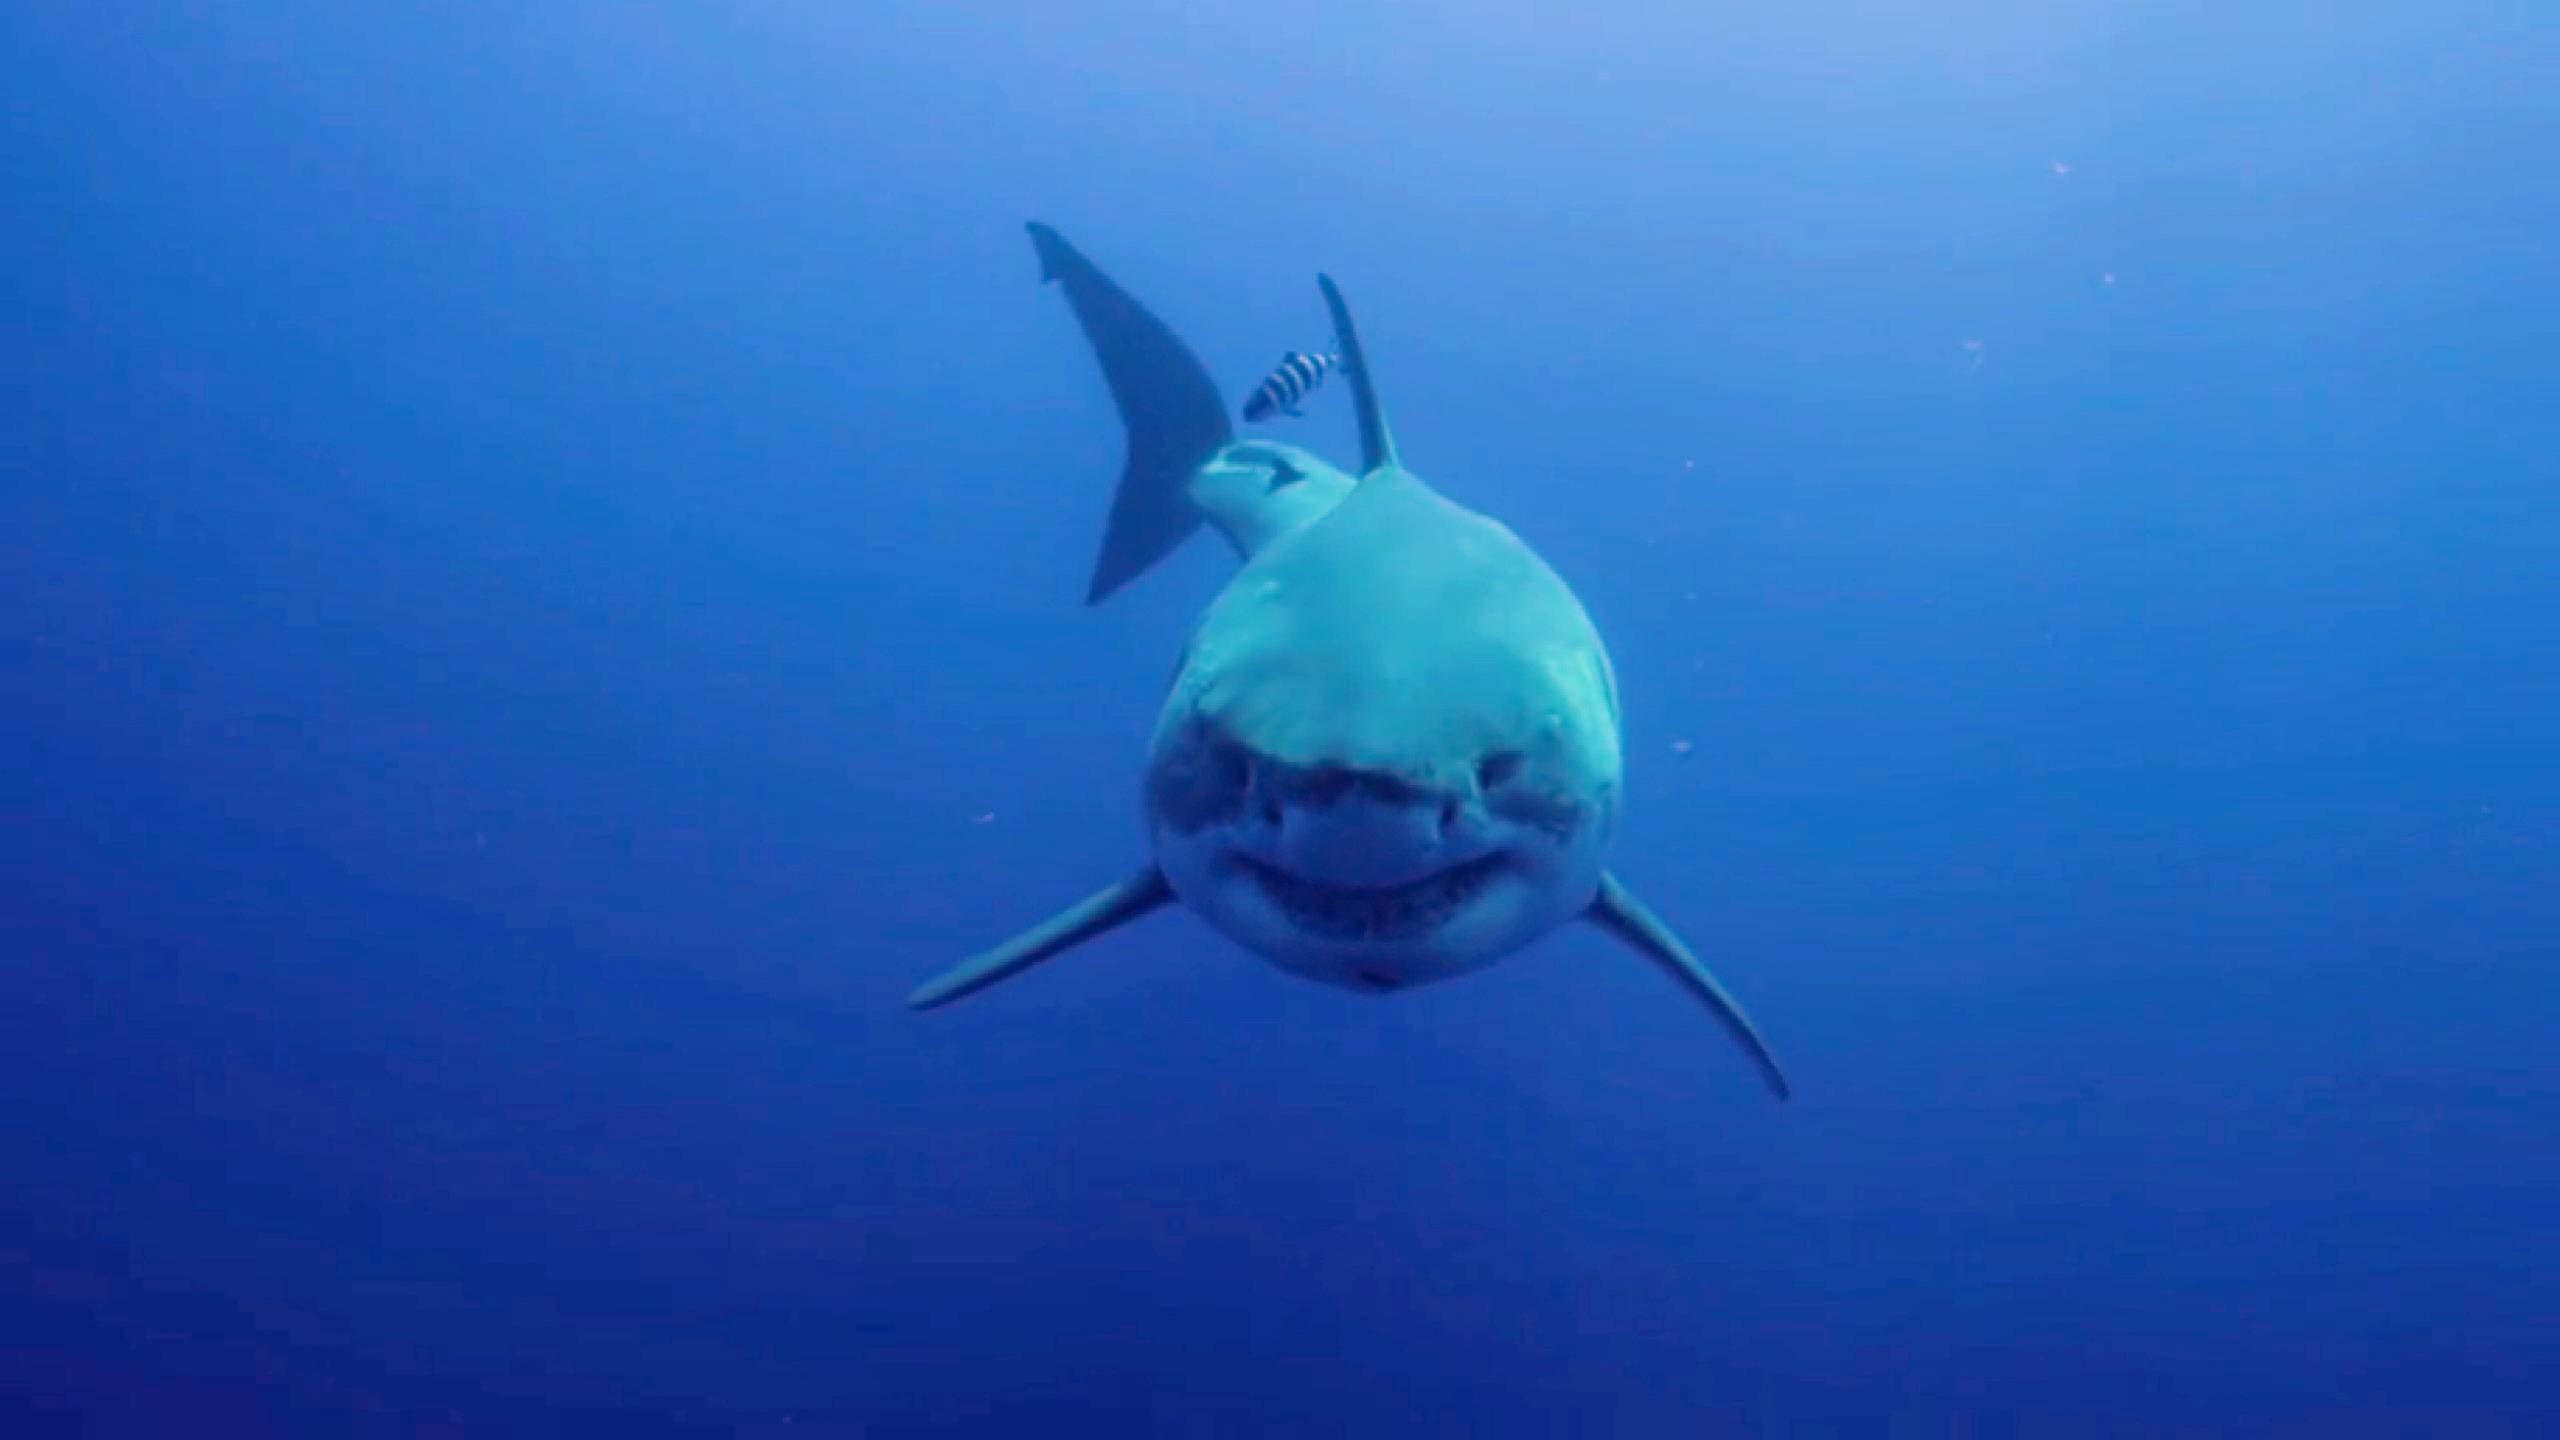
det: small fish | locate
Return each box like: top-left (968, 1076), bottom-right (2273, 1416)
top-left (1242, 350), bottom-right (1340, 422)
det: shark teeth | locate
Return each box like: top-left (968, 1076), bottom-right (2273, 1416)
top-left (1240, 853), bottom-right (1505, 942)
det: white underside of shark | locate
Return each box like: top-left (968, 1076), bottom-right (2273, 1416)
top-left (908, 224), bottom-right (1789, 1099)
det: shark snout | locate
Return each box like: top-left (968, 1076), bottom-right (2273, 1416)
top-left (1244, 764), bottom-right (1486, 887)
top-left (1268, 762), bottom-right (1448, 822)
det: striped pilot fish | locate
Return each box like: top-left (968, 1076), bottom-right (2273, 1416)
top-left (1241, 349), bottom-right (1341, 422)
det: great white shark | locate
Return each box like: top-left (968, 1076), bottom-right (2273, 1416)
top-left (908, 223), bottom-right (1790, 1099)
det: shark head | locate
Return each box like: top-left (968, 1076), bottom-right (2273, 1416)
top-left (1146, 471), bottom-right (1621, 992)
top-left (906, 224), bottom-right (1789, 1100)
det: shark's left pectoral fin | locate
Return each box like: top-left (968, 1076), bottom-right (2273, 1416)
top-left (908, 867), bottom-right (1175, 1011)
top-left (1587, 872), bottom-right (1791, 1100)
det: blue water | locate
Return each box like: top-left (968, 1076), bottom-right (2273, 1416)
top-left (6, 4), bottom-right (2556, 1434)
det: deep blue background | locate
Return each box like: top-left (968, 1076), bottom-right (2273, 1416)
top-left (5, 3), bottom-right (2556, 1434)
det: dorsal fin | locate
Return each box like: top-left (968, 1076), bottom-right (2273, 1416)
top-left (1316, 274), bottom-right (1398, 476)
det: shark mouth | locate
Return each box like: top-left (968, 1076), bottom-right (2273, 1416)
top-left (1239, 852), bottom-right (1507, 943)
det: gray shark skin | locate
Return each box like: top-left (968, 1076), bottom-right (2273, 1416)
top-left (908, 223), bottom-right (1788, 1100)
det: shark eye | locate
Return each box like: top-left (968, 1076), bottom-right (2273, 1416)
top-left (1476, 751), bottom-right (1526, 791)
top-left (1207, 737), bottom-right (1254, 798)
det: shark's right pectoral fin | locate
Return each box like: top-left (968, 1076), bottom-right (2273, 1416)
top-left (1586, 872), bottom-right (1791, 1100)
top-left (907, 867), bottom-right (1175, 1011)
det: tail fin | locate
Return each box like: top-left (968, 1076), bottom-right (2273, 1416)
top-left (1027, 223), bottom-right (1233, 604)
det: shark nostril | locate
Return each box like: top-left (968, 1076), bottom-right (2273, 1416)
top-left (1477, 750), bottom-right (1525, 791)
top-left (1300, 765), bottom-right (1353, 807)
top-left (1440, 798), bottom-right (1463, 834)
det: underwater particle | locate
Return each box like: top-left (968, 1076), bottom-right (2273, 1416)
top-left (2051, 160), bottom-right (2072, 177)
top-left (1669, 739), bottom-right (1694, 757)
top-left (971, 812), bottom-right (996, 825)
top-left (2101, 272), bottom-right (2118, 286)
top-left (1960, 338), bottom-right (1985, 371)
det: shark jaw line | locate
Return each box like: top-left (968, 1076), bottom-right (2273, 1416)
top-left (1157, 796), bottom-right (1593, 993)
top-left (1233, 849), bottom-right (1511, 947)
